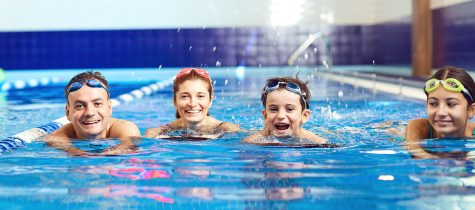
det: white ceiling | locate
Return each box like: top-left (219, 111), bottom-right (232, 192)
top-left (0, 0), bottom-right (469, 31)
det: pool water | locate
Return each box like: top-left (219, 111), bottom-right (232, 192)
top-left (1, 67), bottom-right (475, 209)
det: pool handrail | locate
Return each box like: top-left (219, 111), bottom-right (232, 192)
top-left (287, 32), bottom-right (332, 70)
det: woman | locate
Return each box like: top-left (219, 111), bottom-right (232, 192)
top-left (145, 68), bottom-right (239, 139)
top-left (405, 66), bottom-right (475, 158)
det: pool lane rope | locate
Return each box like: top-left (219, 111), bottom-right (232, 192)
top-left (0, 77), bottom-right (175, 153)
top-left (1, 76), bottom-right (63, 91)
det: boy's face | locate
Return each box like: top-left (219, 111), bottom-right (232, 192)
top-left (262, 89), bottom-right (310, 137)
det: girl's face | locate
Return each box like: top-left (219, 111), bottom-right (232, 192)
top-left (263, 89), bottom-right (310, 137)
top-left (174, 79), bottom-right (212, 123)
top-left (427, 86), bottom-right (475, 137)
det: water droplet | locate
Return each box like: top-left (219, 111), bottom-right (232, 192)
top-left (189, 46), bottom-right (192, 51)
top-left (304, 53), bottom-right (309, 59)
top-left (372, 60), bottom-right (375, 65)
top-left (177, 28), bottom-right (181, 32)
top-left (215, 61), bottom-right (221, 67)
top-left (313, 48), bottom-right (318, 53)
top-left (224, 80), bottom-right (228, 86)
top-left (158, 65), bottom-right (162, 69)
top-left (322, 60), bottom-right (329, 68)
top-left (338, 90), bottom-right (343, 97)
top-left (212, 46), bottom-right (217, 52)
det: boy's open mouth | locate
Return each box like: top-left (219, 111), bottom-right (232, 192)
top-left (275, 123), bottom-right (290, 131)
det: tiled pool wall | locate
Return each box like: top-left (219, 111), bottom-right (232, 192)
top-left (0, 1), bottom-right (473, 70)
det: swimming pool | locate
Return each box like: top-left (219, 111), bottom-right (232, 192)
top-left (1, 67), bottom-right (474, 209)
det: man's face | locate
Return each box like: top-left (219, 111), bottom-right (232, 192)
top-left (66, 83), bottom-right (111, 139)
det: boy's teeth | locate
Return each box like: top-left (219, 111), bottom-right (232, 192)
top-left (275, 123), bottom-right (290, 130)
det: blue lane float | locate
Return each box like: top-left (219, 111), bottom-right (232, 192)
top-left (0, 77), bottom-right (175, 153)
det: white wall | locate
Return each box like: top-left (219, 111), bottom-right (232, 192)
top-left (432, 0), bottom-right (472, 9)
top-left (0, 0), bottom-right (469, 32)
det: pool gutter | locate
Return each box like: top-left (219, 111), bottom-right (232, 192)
top-left (319, 71), bottom-right (426, 101)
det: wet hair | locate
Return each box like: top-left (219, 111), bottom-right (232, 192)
top-left (425, 66), bottom-right (475, 105)
top-left (173, 69), bottom-right (213, 118)
top-left (64, 70), bottom-right (109, 100)
top-left (261, 76), bottom-right (311, 110)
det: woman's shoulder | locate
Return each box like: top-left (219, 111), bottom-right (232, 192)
top-left (144, 123), bottom-right (174, 138)
top-left (205, 117), bottom-right (240, 132)
top-left (217, 121), bottom-right (240, 132)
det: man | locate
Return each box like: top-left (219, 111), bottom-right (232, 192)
top-left (46, 71), bottom-right (141, 155)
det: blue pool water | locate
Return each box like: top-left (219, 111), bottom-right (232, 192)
top-left (1, 67), bottom-right (475, 209)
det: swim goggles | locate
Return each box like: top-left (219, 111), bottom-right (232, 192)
top-left (262, 80), bottom-right (309, 109)
top-left (66, 79), bottom-right (110, 98)
top-left (425, 78), bottom-right (473, 102)
top-left (175, 68), bottom-right (211, 81)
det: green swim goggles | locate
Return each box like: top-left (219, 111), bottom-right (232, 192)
top-left (425, 78), bottom-right (473, 102)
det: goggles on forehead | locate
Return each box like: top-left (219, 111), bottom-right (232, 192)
top-left (175, 68), bottom-right (211, 81)
top-left (66, 79), bottom-right (109, 98)
top-left (425, 78), bottom-right (473, 102)
top-left (262, 80), bottom-right (309, 109)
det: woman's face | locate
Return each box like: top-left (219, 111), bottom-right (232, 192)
top-left (427, 86), bottom-right (474, 137)
top-left (174, 79), bottom-right (212, 123)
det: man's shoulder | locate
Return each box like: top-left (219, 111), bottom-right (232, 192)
top-left (109, 118), bottom-right (141, 138)
top-left (46, 123), bottom-right (75, 139)
top-left (110, 118), bottom-right (136, 126)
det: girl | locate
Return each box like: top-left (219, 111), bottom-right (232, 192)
top-left (243, 77), bottom-right (327, 144)
top-left (405, 66), bottom-right (475, 158)
top-left (145, 68), bottom-right (239, 139)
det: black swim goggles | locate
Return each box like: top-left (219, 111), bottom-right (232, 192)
top-left (66, 79), bottom-right (110, 98)
top-left (262, 80), bottom-right (309, 109)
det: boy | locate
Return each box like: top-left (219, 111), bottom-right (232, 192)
top-left (243, 77), bottom-right (326, 144)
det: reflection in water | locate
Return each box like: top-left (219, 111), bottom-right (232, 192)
top-left (240, 152), bottom-right (311, 209)
top-left (109, 167), bottom-right (170, 180)
top-left (83, 185), bottom-right (174, 203)
top-left (404, 139), bottom-right (475, 208)
top-left (177, 187), bottom-right (213, 200)
top-left (405, 140), bottom-right (473, 160)
top-left (265, 187), bottom-right (305, 201)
